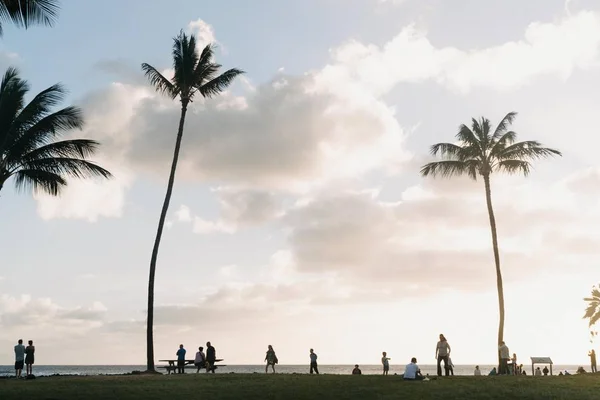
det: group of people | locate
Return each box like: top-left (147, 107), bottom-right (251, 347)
top-left (263, 346), bottom-right (318, 374)
top-left (14, 339), bottom-right (35, 378)
top-left (175, 342), bottom-right (217, 374)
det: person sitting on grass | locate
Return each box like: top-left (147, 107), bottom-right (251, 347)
top-left (474, 366), bottom-right (481, 376)
top-left (488, 367), bottom-right (497, 376)
top-left (403, 357), bottom-right (424, 381)
top-left (352, 365), bottom-right (362, 375)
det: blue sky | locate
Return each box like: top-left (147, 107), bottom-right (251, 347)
top-left (1, 0), bottom-right (600, 367)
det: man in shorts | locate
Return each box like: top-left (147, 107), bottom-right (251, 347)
top-left (14, 339), bottom-right (25, 378)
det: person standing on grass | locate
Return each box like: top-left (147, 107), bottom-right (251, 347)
top-left (194, 346), bottom-right (206, 373)
top-left (447, 356), bottom-right (454, 376)
top-left (14, 339), bottom-right (25, 378)
top-left (589, 349), bottom-right (597, 373)
top-left (206, 342), bottom-right (216, 373)
top-left (381, 351), bottom-right (390, 375)
top-left (176, 344), bottom-right (186, 374)
top-left (309, 348), bottom-right (319, 374)
top-left (25, 340), bottom-right (35, 376)
top-left (435, 334), bottom-right (451, 376)
top-left (265, 345), bottom-right (278, 373)
top-left (498, 341), bottom-right (510, 375)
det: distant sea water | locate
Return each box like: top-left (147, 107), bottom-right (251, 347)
top-left (0, 364), bottom-right (584, 377)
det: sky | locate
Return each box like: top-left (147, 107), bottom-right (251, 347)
top-left (1, 0), bottom-right (600, 367)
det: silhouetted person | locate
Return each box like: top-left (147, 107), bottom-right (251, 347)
top-left (511, 353), bottom-right (518, 375)
top-left (498, 341), bottom-right (510, 375)
top-left (447, 356), bottom-right (454, 376)
top-left (589, 349), bottom-right (597, 373)
top-left (474, 366), bottom-right (481, 376)
top-left (176, 344), bottom-right (186, 374)
top-left (14, 339), bottom-right (25, 378)
top-left (265, 345), bottom-right (278, 373)
top-left (352, 364), bottom-right (362, 375)
top-left (25, 340), bottom-right (35, 376)
top-left (435, 334), bottom-right (451, 376)
top-left (381, 351), bottom-right (390, 375)
top-left (403, 357), bottom-right (424, 381)
top-left (542, 366), bottom-right (549, 376)
top-left (309, 348), bottom-right (319, 374)
top-left (206, 342), bottom-right (216, 373)
top-left (535, 367), bottom-right (542, 376)
top-left (195, 346), bottom-right (206, 373)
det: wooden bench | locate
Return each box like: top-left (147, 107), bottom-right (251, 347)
top-left (158, 359), bottom-right (225, 374)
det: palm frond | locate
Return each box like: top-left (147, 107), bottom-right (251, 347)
top-left (20, 139), bottom-right (100, 163)
top-left (198, 68), bottom-right (244, 98)
top-left (0, 67), bottom-right (29, 149)
top-left (172, 30), bottom-right (199, 96)
top-left (491, 112), bottom-right (518, 142)
top-left (141, 63), bottom-right (177, 98)
top-left (496, 141), bottom-right (562, 161)
top-left (12, 168), bottom-right (65, 195)
top-left (20, 157), bottom-right (111, 180)
top-left (455, 124), bottom-right (481, 150)
top-left (430, 142), bottom-right (465, 159)
top-left (0, 0), bottom-right (59, 35)
top-left (420, 160), bottom-right (476, 179)
top-left (490, 131), bottom-right (517, 155)
top-left (4, 106), bottom-right (84, 165)
top-left (496, 160), bottom-right (531, 176)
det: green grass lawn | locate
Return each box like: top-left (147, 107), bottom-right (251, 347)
top-left (1, 374), bottom-right (599, 400)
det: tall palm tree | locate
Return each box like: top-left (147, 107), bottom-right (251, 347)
top-left (420, 112), bottom-right (561, 368)
top-left (0, 0), bottom-right (59, 36)
top-left (141, 31), bottom-right (243, 372)
top-left (0, 67), bottom-right (110, 196)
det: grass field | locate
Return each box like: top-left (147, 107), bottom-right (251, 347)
top-left (1, 373), bottom-right (600, 400)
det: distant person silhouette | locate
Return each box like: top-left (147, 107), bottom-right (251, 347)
top-left (403, 357), bottom-right (424, 381)
top-left (206, 342), bottom-right (216, 373)
top-left (14, 339), bottom-right (25, 378)
top-left (309, 348), bottom-right (319, 374)
top-left (25, 340), bottom-right (35, 376)
top-left (352, 364), bottom-right (362, 375)
top-left (511, 353), bottom-right (518, 375)
top-left (488, 367), bottom-right (497, 376)
top-left (535, 367), bottom-right (542, 376)
top-left (474, 366), bottom-right (481, 376)
top-left (194, 346), bottom-right (206, 373)
top-left (381, 352), bottom-right (390, 375)
top-left (265, 345), bottom-right (278, 374)
top-left (589, 349), bottom-right (597, 373)
top-left (542, 366), bottom-right (549, 376)
top-left (447, 356), bottom-right (454, 376)
top-left (176, 344), bottom-right (186, 374)
top-left (498, 341), bottom-right (510, 375)
top-left (435, 334), bottom-right (451, 376)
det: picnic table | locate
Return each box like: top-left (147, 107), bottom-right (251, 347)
top-left (158, 359), bottom-right (225, 374)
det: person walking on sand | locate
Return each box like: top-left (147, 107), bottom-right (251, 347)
top-left (589, 349), bottom-right (597, 373)
top-left (309, 348), bottom-right (319, 374)
top-left (435, 334), bottom-right (451, 377)
top-left (14, 339), bottom-right (25, 378)
top-left (265, 345), bottom-right (278, 373)
top-left (498, 341), bottom-right (510, 375)
top-left (176, 344), bottom-right (186, 374)
top-left (194, 346), bottom-right (206, 373)
top-left (381, 351), bottom-right (390, 375)
top-left (206, 341), bottom-right (216, 373)
top-left (25, 340), bottom-right (35, 376)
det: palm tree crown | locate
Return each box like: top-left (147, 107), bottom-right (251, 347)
top-left (584, 285), bottom-right (600, 328)
top-left (0, 67), bottom-right (111, 195)
top-left (0, 0), bottom-right (59, 36)
top-left (420, 112), bottom-right (562, 179)
top-left (141, 30), bottom-right (244, 104)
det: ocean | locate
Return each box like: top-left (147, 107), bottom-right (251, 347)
top-left (0, 364), bottom-right (583, 377)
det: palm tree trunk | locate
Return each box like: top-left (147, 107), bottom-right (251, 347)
top-left (483, 174), bottom-right (505, 370)
top-left (146, 100), bottom-right (189, 372)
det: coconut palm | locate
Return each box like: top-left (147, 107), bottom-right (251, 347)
top-left (420, 112), bottom-right (561, 368)
top-left (141, 31), bottom-right (243, 372)
top-left (0, 67), bottom-right (110, 196)
top-left (0, 0), bottom-right (59, 36)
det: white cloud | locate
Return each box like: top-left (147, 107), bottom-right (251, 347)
top-left (318, 11), bottom-right (600, 94)
top-left (187, 19), bottom-right (219, 51)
